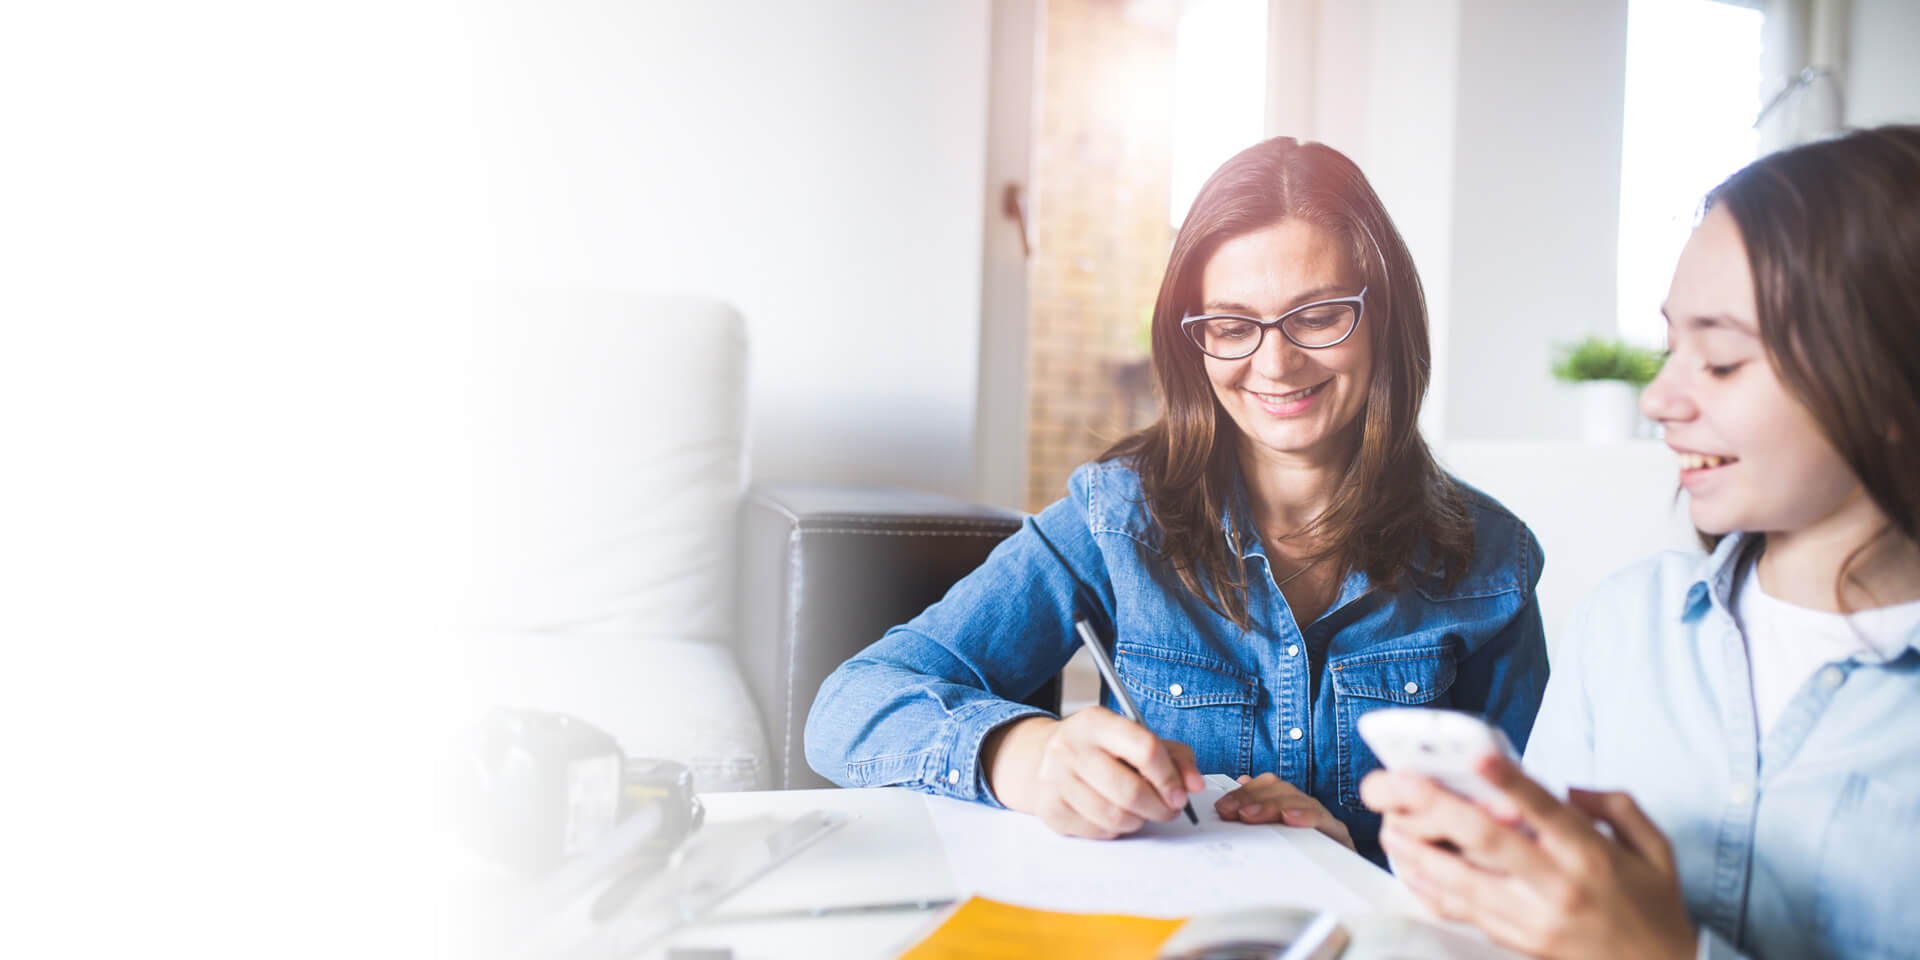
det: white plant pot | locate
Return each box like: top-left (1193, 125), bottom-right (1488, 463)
top-left (1575, 380), bottom-right (1640, 444)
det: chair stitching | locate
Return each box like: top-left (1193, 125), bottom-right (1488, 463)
top-left (793, 528), bottom-right (1013, 538)
top-left (782, 528), bottom-right (804, 787)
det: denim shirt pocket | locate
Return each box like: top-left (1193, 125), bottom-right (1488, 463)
top-left (1328, 644), bottom-right (1459, 809)
top-left (1115, 642), bottom-right (1259, 776)
top-left (1811, 774), bottom-right (1920, 956)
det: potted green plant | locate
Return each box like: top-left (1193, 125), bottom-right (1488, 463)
top-left (1551, 336), bottom-right (1664, 443)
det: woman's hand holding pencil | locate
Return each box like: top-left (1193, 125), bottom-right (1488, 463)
top-left (980, 708), bottom-right (1205, 840)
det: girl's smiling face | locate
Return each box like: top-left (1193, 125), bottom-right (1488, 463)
top-left (1641, 205), bottom-right (1860, 537)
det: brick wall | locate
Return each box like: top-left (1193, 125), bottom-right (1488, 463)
top-left (1025, 0), bottom-right (1176, 512)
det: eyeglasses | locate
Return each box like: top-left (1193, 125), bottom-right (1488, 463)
top-left (1180, 286), bottom-right (1367, 359)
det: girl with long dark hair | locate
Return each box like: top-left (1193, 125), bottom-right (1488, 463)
top-left (1364, 125), bottom-right (1920, 958)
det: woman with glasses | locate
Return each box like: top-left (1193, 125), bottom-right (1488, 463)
top-left (1362, 126), bottom-right (1920, 959)
top-left (806, 137), bottom-right (1548, 866)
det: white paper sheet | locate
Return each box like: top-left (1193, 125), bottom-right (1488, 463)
top-left (924, 775), bottom-right (1373, 918)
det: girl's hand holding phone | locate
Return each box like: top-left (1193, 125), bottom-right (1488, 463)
top-left (1354, 707), bottom-right (1523, 812)
top-left (1358, 720), bottom-right (1697, 960)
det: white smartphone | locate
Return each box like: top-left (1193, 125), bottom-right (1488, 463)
top-left (1354, 707), bottom-right (1518, 807)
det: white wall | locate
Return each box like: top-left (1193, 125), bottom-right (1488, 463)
top-left (1846, 0), bottom-right (1920, 127)
top-left (1302, 0), bottom-right (1463, 442)
top-left (473, 1), bottom-right (995, 498)
top-left (1269, 0), bottom-right (1628, 445)
top-left (1444, 0), bottom-right (1629, 443)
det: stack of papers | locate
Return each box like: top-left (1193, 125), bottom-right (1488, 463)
top-left (921, 777), bottom-right (1372, 918)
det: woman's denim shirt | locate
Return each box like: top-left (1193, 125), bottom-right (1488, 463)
top-left (806, 459), bottom-right (1550, 864)
top-left (1523, 533), bottom-right (1920, 959)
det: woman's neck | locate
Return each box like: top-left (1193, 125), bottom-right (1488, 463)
top-left (1757, 488), bottom-right (1920, 612)
top-left (1237, 435), bottom-right (1348, 544)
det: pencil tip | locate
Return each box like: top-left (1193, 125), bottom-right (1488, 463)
top-left (1184, 804), bottom-right (1198, 825)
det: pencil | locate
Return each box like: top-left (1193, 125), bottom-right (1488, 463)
top-left (1074, 618), bottom-right (1199, 825)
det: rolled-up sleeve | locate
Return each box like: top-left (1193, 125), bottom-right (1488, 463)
top-left (803, 473), bottom-right (1114, 806)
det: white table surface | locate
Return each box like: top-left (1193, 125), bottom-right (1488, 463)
top-left (649, 784), bottom-right (1429, 960)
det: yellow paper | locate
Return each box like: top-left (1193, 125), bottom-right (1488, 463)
top-left (898, 896), bottom-right (1184, 960)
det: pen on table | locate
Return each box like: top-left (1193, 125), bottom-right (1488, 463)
top-left (1073, 617), bottom-right (1199, 826)
top-left (696, 897), bottom-right (959, 925)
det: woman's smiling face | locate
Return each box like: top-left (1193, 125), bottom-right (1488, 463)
top-left (1641, 205), bottom-right (1860, 536)
top-left (1197, 219), bottom-right (1373, 468)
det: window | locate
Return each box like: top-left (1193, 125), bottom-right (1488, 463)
top-left (1170, 0), bottom-right (1268, 229)
top-left (1616, 0), bottom-right (1763, 347)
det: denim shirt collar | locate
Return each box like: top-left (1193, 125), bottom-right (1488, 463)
top-left (1678, 532), bottom-right (1754, 623)
top-left (1679, 531), bottom-right (1920, 656)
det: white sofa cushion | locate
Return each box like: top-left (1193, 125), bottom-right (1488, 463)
top-left (464, 291), bottom-right (769, 790)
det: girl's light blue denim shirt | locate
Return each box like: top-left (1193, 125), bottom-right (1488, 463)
top-left (806, 459), bottom-right (1550, 864)
top-left (1523, 532), bottom-right (1920, 960)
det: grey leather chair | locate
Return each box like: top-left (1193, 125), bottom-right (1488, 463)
top-left (736, 485), bottom-right (1063, 789)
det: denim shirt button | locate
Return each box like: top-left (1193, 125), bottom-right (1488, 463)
top-left (1169, 683), bottom-right (1183, 697)
top-left (1818, 666), bottom-right (1844, 691)
top-left (1286, 644), bottom-right (1299, 657)
top-left (947, 769), bottom-right (961, 786)
top-left (1404, 681), bottom-right (1419, 694)
top-left (1288, 727), bottom-right (1303, 741)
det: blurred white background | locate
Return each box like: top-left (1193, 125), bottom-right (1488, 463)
top-left (5, 0), bottom-right (1917, 955)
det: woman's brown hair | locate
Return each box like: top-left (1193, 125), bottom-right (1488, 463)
top-left (1102, 136), bottom-right (1472, 628)
top-left (1702, 125), bottom-right (1920, 596)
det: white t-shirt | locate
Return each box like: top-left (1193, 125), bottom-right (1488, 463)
top-left (1734, 564), bottom-right (1920, 742)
